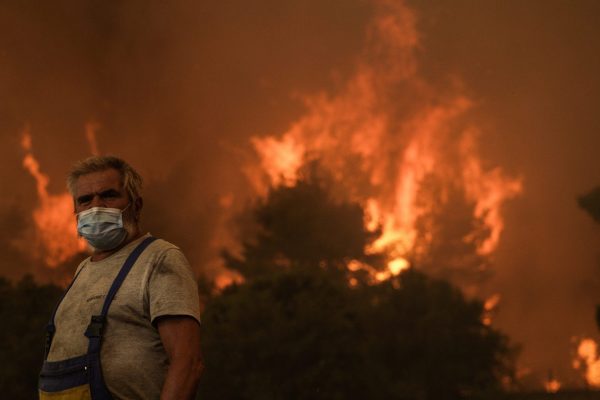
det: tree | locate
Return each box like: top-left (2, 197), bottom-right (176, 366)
top-left (223, 171), bottom-right (383, 281)
top-left (578, 186), bottom-right (600, 331)
top-left (361, 271), bottom-right (513, 399)
top-left (200, 174), bottom-right (515, 399)
top-left (199, 269), bottom-right (373, 399)
top-left (199, 268), bottom-right (513, 400)
top-left (579, 186), bottom-right (600, 224)
top-left (0, 275), bottom-right (62, 399)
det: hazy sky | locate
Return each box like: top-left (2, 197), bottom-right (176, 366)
top-left (1, 0), bottom-right (599, 388)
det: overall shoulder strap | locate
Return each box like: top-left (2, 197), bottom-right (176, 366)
top-left (44, 262), bottom-right (87, 359)
top-left (85, 236), bottom-right (158, 354)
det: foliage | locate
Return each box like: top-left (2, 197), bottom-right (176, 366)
top-left (578, 186), bottom-right (600, 224)
top-left (0, 275), bottom-right (62, 399)
top-left (200, 176), bottom-right (515, 399)
top-left (199, 268), bottom-right (513, 399)
top-left (362, 271), bottom-right (513, 399)
top-left (199, 269), bottom-right (370, 399)
top-left (223, 173), bottom-right (383, 281)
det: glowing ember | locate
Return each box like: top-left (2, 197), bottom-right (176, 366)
top-left (544, 378), bottom-right (561, 393)
top-left (373, 257), bottom-right (410, 282)
top-left (248, 1), bottom-right (522, 281)
top-left (20, 127), bottom-right (87, 267)
top-left (214, 272), bottom-right (242, 290)
top-left (484, 294), bottom-right (501, 311)
top-left (388, 257), bottom-right (409, 275)
top-left (347, 260), bottom-right (365, 272)
top-left (574, 338), bottom-right (600, 387)
top-left (481, 294), bottom-right (501, 326)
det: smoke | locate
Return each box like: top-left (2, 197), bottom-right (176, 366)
top-left (414, 0), bottom-right (600, 387)
top-left (1, 0), bottom-right (600, 390)
top-left (0, 0), bottom-right (371, 276)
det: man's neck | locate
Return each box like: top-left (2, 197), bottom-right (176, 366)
top-left (90, 229), bottom-right (144, 262)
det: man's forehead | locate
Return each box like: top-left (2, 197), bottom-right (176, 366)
top-left (75, 169), bottom-right (123, 194)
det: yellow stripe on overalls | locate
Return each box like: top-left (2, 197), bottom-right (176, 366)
top-left (39, 384), bottom-right (91, 399)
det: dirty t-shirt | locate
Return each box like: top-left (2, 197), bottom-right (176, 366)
top-left (47, 234), bottom-right (201, 399)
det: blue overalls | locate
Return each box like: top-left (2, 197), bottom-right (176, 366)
top-left (39, 236), bottom-right (157, 400)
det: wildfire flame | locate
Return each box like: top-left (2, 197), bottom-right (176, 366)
top-left (248, 0), bottom-right (522, 281)
top-left (482, 293), bottom-right (501, 326)
top-left (544, 378), bottom-right (561, 393)
top-left (574, 338), bottom-right (600, 387)
top-left (20, 127), bottom-right (88, 268)
top-left (85, 122), bottom-right (100, 156)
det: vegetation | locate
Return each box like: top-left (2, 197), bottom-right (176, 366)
top-left (0, 275), bottom-right (61, 399)
top-left (578, 186), bottom-right (600, 224)
top-left (0, 174), bottom-right (516, 399)
top-left (199, 175), bottom-right (514, 399)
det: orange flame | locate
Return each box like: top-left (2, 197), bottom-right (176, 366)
top-left (574, 338), bottom-right (600, 387)
top-left (460, 131), bottom-right (523, 255)
top-left (248, 1), bottom-right (522, 280)
top-left (20, 127), bottom-right (87, 267)
top-left (251, 134), bottom-right (304, 190)
top-left (544, 378), bottom-right (561, 393)
top-left (85, 122), bottom-right (100, 156)
top-left (482, 293), bottom-right (501, 326)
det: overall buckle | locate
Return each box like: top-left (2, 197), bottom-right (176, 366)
top-left (84, 315), bottom-right (106, 338)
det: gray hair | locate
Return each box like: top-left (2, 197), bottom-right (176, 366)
top-left (67, 156), bottom-right (143, 202)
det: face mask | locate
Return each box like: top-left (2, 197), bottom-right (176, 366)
top-left (77, 206), bottom-right (130, 251)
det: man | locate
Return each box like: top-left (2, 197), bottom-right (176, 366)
top-left (40, 156), bottom-right (203, 399)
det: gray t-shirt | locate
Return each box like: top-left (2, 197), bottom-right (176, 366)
top-left (47, 234), bottom-right (201, 399)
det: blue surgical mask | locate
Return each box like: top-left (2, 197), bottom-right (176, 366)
top-left (77, 206), bottom-right (130, 251)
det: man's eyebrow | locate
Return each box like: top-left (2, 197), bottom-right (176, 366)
top-left (99, 188), bottom-right (121, 197)
top-left (76, 189), bottom-right (122, 203)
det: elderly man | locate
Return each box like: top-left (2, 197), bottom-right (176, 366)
top-left (39, 156), bottom-right (203, 399)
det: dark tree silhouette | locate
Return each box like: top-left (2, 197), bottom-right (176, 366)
top-left (199, 268), bottom-right (513, 400)
top-left (0, 275), bottom-right (62, 399)
top-left (223, 171), bottom-right (384, 281)
top-left (579, 186), bottom-right (600, 332)
top-left (200, 174), bottom-right (515, 400)
top-left (199, 269), bottom-right (372, 399)
top-left (579, 186), bottom-right (600, 224)
top-left (362, 271), bottom-right (513, 399)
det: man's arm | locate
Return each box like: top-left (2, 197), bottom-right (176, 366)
top-left (157, 316), bottom-right (203, 400)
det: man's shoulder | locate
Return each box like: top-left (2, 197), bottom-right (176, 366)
top-left (145, 236), bottom-right (187, 258)
top-left (142, 236), bottom-right (190, 268)
top-left (73, 235), bottom-right (189, 276)
top-left (148, 237), bottom-right (180, 252)
top-left (74, 256), bottom-right (91, 276)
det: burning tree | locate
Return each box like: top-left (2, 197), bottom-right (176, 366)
top-left (199, 175), bottom-right (515, 399)
top-left (244, 0), bottom-right (522, 298)
top-left (223, 166), bottom-right (384, 282)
